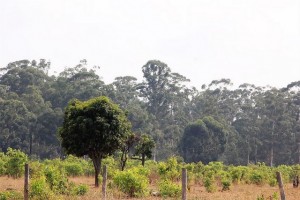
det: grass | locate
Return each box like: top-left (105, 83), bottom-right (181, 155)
top-left (1, 176), bottom-right (300, 200)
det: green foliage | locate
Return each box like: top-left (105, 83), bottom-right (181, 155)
top-left (158, 179), bottom-right (181, 197)
top-left (72, 184), bottom-right (89, 196)
top-left (134, 134), bottom-right (155, 166)
top-left (44, 166), bottom-right (69, 194)
top-left (179, 117), bottom-right (227, 163)
top-left (5, 148), bottom-right (28, 178)
top-left (158, 157), bottom-right (181, 181)
top-left (221, 179), bottom-right (231, 191)
top-left (203, 176), bottom-right (217, 193)
top-left (113, 167), bottom-right (149, 197)
top-left (0, 152), bottom-right (7, 175)
top-left (29, 161), bottom-right (45, 179)
top-left (0, 191), bottom-right (23, 200)
top-left (102, 156), bottom-right (118, 178)
top-left (30, 177), bottom-right (55, 200)
top-left (59, 96), bottom-right (132, 186)
top-left (64, 163), bottom-right (83, 177)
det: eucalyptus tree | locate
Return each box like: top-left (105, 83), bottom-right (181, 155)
top-left (191, 79), bottom-right (239, 123)
top-left (0, 59), bottom-right (52, 96)
top-left (232, 83), bottom-right (263, 164)
top-left (0, 60), bottom-right (57, 157)
top-left (0, 99), bottom-right (35, 153)
top-left (255, 87), bottom-right (297, 165)
top-left (51, 60), bottom-right (105, 108)
top-left (109, 76), bottom-right (140, 108)
top-left (137, 60), bottom-right (192, 159)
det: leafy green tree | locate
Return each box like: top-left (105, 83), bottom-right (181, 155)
top-left (179, 116), bottom-right (227, 163)
top-left (0, 99), bottom-right (35, 153)
top-left (120, 132), bottom-right (138, 171)
top-left (134, 134), bottom-right (155, 166)
top-left (58, 96), bottom-right (132, 187)
top-left (137, 60), bottom-right (192, 159)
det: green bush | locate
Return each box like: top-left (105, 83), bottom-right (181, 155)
top-left (204, 176), bottom-right (217, 193)
top-left (158, 180), bottom-right (181, 197)
top-left (44, 166), bottom-right (69, 194)
top-left (229, 166), bottom-right (246, 184)
top-left (158, 157), bottom-right (181, 181)
top-left (250, 171), bottom-right (265, 185)
top-left (73, 184), bottom-right (89, 196)
top-left (5, 148), bottom-right (28, 178)
top-left (30, 177), bottom-right (55, 200)
top-left (0, 153), bottom-right (7, 176)
top-left (64, 163), bottom-right (83, 176)
top-left (29, 161), bottom-right (45, 179)
top-left (221, 179), bottom-right (231, 191)
top-left (0, 191), bottom-right (23, 200)
top-left (113, 168), bottom-right (149, 197)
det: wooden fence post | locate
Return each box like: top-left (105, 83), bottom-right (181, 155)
top-left (182, 168), bottom-right (187, 200)
top-left (102, 165), bottom-right (107, 200)
top-left (276, 171), bottom-right (286, 200)
top-left (24, 163), bottom-right (29, 200)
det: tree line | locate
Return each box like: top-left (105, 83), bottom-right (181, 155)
top-left (0, 59), bottom-right (299, 166)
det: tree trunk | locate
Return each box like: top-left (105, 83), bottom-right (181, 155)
top-left (298, 143), bottom-right (300, 164)
top-left (142, 154), bottom-right (145, 166)
top-left (254, 138), bottom-right (258, 164)
top-left (270, 121), bottom-right (275, 167)
top-left (270, 145), bottom-right (274, 167)
top-left (121, 150), bottom-right (127, 171)
top-left (246, 139), bottom-right (250, 165)
top-left (91, 154), bottom-right (102, 187)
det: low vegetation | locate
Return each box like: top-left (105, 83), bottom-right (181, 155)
top-left (1, 149), bottom-right (300, 199)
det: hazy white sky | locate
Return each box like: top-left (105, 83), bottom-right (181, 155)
top-left (1, 0), bottom-right (299, 88)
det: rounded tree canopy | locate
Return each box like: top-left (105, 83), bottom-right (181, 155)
top-left (179, 116), bottom-right (227, 163)
top-left (59, 96), bottom-right (132, 158)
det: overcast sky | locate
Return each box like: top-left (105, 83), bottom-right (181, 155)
top-left (1, 0), bottom-right (299, 88)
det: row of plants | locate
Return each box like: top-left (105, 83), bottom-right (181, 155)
top-left (1, 149), bottom-right (300, 199)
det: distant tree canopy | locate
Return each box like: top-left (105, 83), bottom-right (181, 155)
top-left (179, 116), bottom-right (227, 163)
top-left (0, 59), bottom-right (300, 166)
top-left (59, 96), bottom-right (132, 187)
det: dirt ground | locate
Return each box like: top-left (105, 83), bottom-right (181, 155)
top-left (1, 176), bottom-right (300, 200)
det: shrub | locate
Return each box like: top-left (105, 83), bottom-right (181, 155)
top-left (0, 153), bottom-right (7, 176)
top-left (221, 179), bottom-right (231, 191)
top-left (204, 176), bottom-right (217, 193)
top-left (64, 163), bottom-right (83, 176)
top-left (0, 191), bottom-right (23, 200)
top-left (158, 157), bottom-right (181, 181)
top-left (113, 168), bottom-right (149, 197)
top-left (44, 166), bottom-right (69, 194)
top-left (29, 161), bottom-right (45, 179)
top-left (158, 180), bottom-right (181, 197)
top-left (229, 166), bottom-right (244, 184)
top-left (73, 184), bottom-right (89, 196)
top-left (250, 171), bottom-right (264, 185)
top-left (30, 177), bottom-right (55, 200)
top-left (5, 148), bottom-right (28, 178)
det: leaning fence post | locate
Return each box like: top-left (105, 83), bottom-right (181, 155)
top-left (276, 171), bottom-right (286, 200)
top-left (102, 165), bottom-right (107, 200)
top-left (182, 168), bottom-right (187, 200)
top-left (24, 163), bottom-right (29, 200)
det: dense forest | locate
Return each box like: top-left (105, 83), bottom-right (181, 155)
top-left (0, 59), bottom-right (299, 166)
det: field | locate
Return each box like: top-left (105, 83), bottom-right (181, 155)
top-left (1, 176), bottom-right (300, 200)
top-left (2, 150), bottom-right (300, 200)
